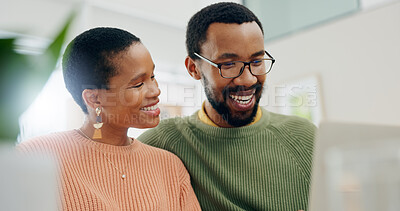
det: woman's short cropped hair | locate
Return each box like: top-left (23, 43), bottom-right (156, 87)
top-left (62, 27), bottom-right (140, 114)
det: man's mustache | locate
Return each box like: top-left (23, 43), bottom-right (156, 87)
top-left (222, 83), bottom-right (263, 95)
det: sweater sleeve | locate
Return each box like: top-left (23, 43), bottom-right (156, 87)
top-left (138, 126), bottom-right (166, 148)
top-left (16, 138), bottom-right (51, 157)
top-left (282, 116), bottom-right (317, 180)
top-left (178, 162), bottom-right (201, 211)
top-left (287, 117), bottom-right (317, 156)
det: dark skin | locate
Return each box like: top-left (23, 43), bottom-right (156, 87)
top-left (185, 22), bottom-right (266, 128)
top-left (80, 43), bottom-right (160, 146)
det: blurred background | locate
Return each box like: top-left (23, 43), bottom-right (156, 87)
top-left (1, 0), bottom-right (399, 141)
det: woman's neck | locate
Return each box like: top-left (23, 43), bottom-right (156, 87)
top-left (80, 120), bottom-right (131, 146)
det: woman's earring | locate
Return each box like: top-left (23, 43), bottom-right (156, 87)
top-left (92, 107), bottom-right (103, 139)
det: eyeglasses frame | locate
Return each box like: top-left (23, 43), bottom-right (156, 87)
top-left (193, 50), bottom-right (276, 79)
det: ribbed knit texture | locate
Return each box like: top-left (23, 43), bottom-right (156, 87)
top-left (138, 108), bottom-right (316, 211)
top-left (17, 130), bottom-right (201, 210)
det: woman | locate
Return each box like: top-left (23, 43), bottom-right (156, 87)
top-left (17, 27), bottom-right (201, 210)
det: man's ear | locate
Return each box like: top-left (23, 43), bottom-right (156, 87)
top-left (82, 89), bottom-right (101, 111)
top-left (185, 56), bottom-right (201, 80)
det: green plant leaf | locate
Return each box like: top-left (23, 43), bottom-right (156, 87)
top-left (0, 12), bottom-right (75, 142)
top-left (0, 39), bottom-right (31, 141)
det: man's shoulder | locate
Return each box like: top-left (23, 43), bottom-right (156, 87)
top-left (263, 110), bottom-right (317, 163)
top-left (267, 110), bottom-right (316, 131)
top-left (138, 115), bottom-right (196, 148)
top-left (139, 141), bottom-right (186, 164)
top-left (147, 115), bottom-right (195, 134)
top-left (263, 110), bottom-right (317, 143)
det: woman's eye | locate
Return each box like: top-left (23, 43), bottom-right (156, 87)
top-left (151, 75), bottom-right (155, 80)
top-left (129, 82), bottom-right (144, 89)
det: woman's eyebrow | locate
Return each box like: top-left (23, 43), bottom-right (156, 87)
top-left (129, 73), bottom-right (146, 83)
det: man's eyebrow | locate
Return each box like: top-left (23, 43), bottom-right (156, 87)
top-left (217, 50), bottom-right (265, 60)
top-left (250, 50), bottom-right (265, 58)
top-left (217, 53), bottom-right (239, 60)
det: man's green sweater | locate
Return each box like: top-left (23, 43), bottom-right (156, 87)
top-left (138, 108), bottom-right (316, 211)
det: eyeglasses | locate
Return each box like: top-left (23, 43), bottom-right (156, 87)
top-left (194, 50), bottom-right (275, 79)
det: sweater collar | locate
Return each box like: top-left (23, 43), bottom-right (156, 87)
top-left (190, 107), bottom-right (271, 139)
top-left (71, 130), bottom-right (142, 155)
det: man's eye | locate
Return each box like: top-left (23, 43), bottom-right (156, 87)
top-left (251, 60), bottom-right (263, 66)
top-left (221, 62), bottom-right (237, 69)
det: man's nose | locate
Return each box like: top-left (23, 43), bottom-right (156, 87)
top-left (233, 65), bottom-right (257, 87)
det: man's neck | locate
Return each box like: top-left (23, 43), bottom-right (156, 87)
top-left (204, 101), bottom-right (234, 128)
top-left (201, 101), bottom-right (263, 128)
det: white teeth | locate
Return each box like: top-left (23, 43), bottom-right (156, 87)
top-left (230, 94), bottom-right (253, 101)
top-left (229, 94), bottom-right (253, 104)
top-left (141, 104), bottom-right (158, 111)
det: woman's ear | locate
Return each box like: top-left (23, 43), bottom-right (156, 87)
top-left (185, 56), bottom-right (201, 80)
top-left (82, 89), bottom-right (100, 111)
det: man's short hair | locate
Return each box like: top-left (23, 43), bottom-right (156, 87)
top-left (62, 27), bottom-right (141, 114)
top-left (186, 2), bottom-right (263, 59)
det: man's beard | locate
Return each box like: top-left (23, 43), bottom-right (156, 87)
top-left (203, 76), bottom-right (263, 127)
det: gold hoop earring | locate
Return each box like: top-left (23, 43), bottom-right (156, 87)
top-left (92, 107), bottom-right (103, 139)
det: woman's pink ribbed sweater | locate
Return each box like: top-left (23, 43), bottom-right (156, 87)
top-left (17, 130), bottom-right (201, 210)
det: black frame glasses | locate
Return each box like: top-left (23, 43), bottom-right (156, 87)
top-left (194, 50), bottom-right (275, 79)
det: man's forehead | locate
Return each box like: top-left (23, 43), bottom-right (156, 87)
top-left (201, 22), bottom-right (265, 58)
top-left (205, 22), bottom-right (260, 37)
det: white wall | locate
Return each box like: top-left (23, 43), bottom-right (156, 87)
top-left (1, 0), bottom-right (241, 70)
top-left (2, 0), bottom-right (241, 140)
top-left (265, 2), bottom-right (400, 126)
top-left (3, 0), bottom-right (399, 140)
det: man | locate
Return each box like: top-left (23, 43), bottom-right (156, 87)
top-left (139, 2), bottom-right (316, 210)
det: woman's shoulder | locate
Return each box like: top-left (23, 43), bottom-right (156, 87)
top-left (17, 130), bottom-right (77, 153)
